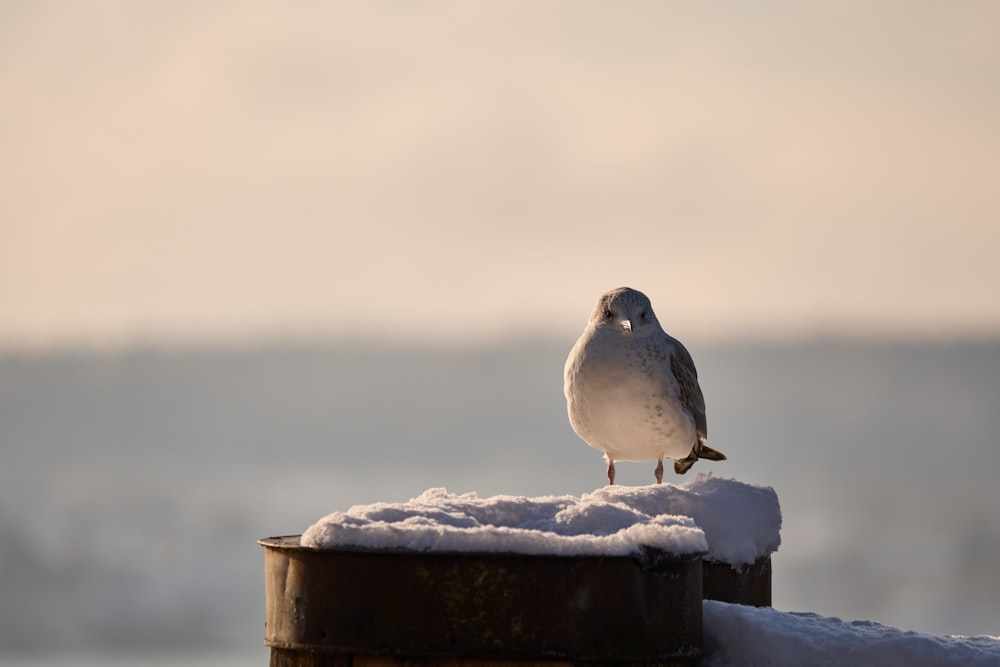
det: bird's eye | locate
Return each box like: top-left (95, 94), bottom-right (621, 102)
top-left (640, 310), bottom-right (647, 321)
top-left (603, 308), bottom-right (614, 320)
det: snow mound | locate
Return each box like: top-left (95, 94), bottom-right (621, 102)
top-left (587, 474), bottom-right (781, 564)
top-left (301, 487), bottom-right (706, 556)
top-left (703, 601), bottom-right (1000, 667)
top-left (301, 477), bottom-right (778, 561)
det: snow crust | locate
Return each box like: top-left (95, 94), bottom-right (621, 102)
top-left (703, 601), bottom-right (1000, 667)
top-left (301, 475), bottom-right (778, 563)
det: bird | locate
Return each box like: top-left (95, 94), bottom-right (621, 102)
top-left (564, 287), bottom-right (726, 485)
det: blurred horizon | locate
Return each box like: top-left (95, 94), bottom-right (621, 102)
top-left (4, 325), bottom-right (1000, 357)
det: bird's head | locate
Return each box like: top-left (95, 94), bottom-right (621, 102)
top-left (589, 287), bottom-right (662, 338)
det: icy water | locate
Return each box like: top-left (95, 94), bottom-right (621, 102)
top-left (1, 339), bottom-right (998, 663)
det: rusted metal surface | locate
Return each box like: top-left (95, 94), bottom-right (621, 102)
top-left (260, 536), bottom-right (704, 664)
top-left (702, 557), bottom-right (772, 607)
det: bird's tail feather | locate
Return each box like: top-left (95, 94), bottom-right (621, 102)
top-left (696, 442), bottom-right (728, 462)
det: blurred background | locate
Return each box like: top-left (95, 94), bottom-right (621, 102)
top-left (2, 1), bottom-right (999, 664)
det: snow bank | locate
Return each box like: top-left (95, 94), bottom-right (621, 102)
top-left (703, 601), bottom-right (1000, 667)
top-left (301, 487), bottom-right (706, 556)
top-left (587, 474), bottom-right (780, 565)
top-left (301, 476), bottom-right (778, 561)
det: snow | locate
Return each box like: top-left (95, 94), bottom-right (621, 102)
top-left (703, 600), bottom-right (1000, 667)
top-left (300, 475), bottom-right (778, 563)
top-left (587, 474), bottom-right (781, 565)
top-left (300, 487), bottom-right (706, 556)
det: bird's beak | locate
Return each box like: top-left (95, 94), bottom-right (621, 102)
top-left (620, 319), bottom-right (632, 334)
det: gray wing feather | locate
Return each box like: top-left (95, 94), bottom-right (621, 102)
top-left (669, 341), bottom-right (707, 441)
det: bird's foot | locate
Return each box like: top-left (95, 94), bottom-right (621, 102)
top-left (607, 460), bottom-right (616, 485)
top-left (654, 459), bottom-right (664, 484)
top-left (673, 454), bottom-right (697, 475)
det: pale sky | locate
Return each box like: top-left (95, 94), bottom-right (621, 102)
top-left (3, 1), bottom-right (999, 349)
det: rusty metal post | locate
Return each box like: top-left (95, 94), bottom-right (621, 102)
top-left (703, 558), bottom-right (772, 607)
top-left (261, 536), bottom-right (705, 666)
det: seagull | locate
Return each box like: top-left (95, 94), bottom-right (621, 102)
top-left (564, 287), bottom-right (726, 485)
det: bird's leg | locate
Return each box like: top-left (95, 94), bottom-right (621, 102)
top-left (607, 460), bottom-right (616, 485)
top-left (654, 457), bottom-right (664, 485)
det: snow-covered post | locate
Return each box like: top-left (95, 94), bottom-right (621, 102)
top-left (260, 479), bottom-right (781, 666)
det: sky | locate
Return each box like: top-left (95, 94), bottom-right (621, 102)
top-left (2, 1), bottom-right (999, 349)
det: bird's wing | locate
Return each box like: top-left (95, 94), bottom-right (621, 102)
top-left (669, 340), bottom-right (707, 441)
